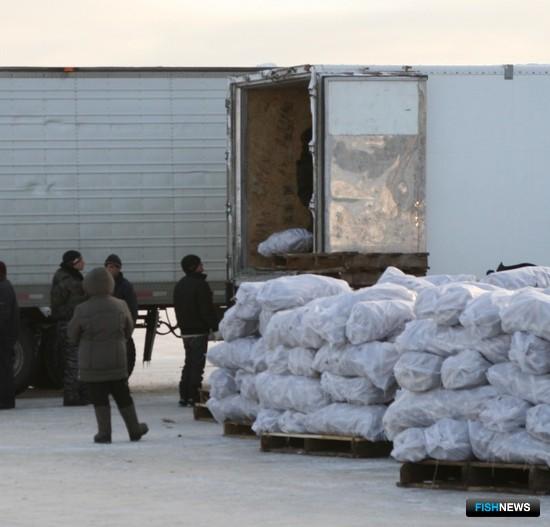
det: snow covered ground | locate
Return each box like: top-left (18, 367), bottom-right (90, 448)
top-left (3, 327), bottom-right (548, 527)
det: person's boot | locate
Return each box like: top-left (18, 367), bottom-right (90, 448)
top-left (119, 404), bottom-right (148, 441)
top-left (93, 405), bottom-right (112, 444)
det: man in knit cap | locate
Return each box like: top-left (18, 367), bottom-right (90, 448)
top-left (50, 250), bottom-right (88, 406)
top-left (0, 261), bottom-right (19, 409)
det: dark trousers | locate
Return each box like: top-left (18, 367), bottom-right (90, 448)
top-left (87, 379), bottom-right (133, 409)
top-left (179, 335), bottom-right (208, 403)
top-left (0, 336), bottom-right (15, 408)
top-left (57, 321), bottom-right (86, 402)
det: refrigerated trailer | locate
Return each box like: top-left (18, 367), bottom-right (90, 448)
top-left (0, 67), bottom-right (259, 393)
top-left (226, 64), bottom-right (550, 289)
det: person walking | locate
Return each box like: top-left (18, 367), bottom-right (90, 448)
top-left (50, 250), bottom-right (88, 406)
top-left (104, 254), bottom-right (138, 374)
top-left (68, 267), bottom-right (148, 444)
top-left (173, 254), bottom-right (218, 407)
top-left (0, 261), bottom-right (19, 410)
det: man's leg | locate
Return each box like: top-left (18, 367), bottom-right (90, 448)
top-left (87, 382), bottom-right (111, 443)
top-left (179, 339), bottom-right (191, 405)
top-left (58, 322), bottom-right (86, 406)
top-left (111, 379), bottom-right (148, 441)
top-left (185, 335), bottom-right (208, 405)
top-left (0, 337), bottom-right (15, 409)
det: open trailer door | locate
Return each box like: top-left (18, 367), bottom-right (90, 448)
top-left (320, 74), bottom-right (427, 254)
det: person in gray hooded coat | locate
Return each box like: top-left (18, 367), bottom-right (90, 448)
top-left (68, 267), bottom-right (148, 444)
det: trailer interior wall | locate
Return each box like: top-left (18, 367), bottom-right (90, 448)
top-left (244, 83), bottom-right (311, 268)
top-left (425, 71), bottom-right (550, 277)
top-left (0, 69), bottom-right (234, 304)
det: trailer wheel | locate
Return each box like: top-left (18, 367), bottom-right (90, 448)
top-left (127, 338), bottom-right (136, 377)
top-left (13, 324), bottom-right (39, 395)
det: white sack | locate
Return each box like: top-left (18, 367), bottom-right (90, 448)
top-left (305, 403), bottom-right (387, 441)
top-left (257, 274), bottom-right (351, 312)
top-left (255, 371), bottom-right (330, 413)
top-left (235, 370), bottom-right (259, 402)
top-left (440, 350), bottom-right (491, 390)
top-left (526, 404), bottom-right (550, 443)
top-left (414, 287), bottom-right (441, 320)
top-left (394, 352), bottom-right (443, 392)
top-left (320, 372), bottom-right (394, 405)
top-left (509, 331), bottom-right (550, 375)
top-left (278, 411), bottom-right (308, 434)
top-left (424, 419), bottom-right (472, 461)
top-left (312, 343), bottom-right (344, 375)
top-left (219, 306), bottom-right (258, 342)
top-left (207, 337), bottom-right (259, 373)
top-left (257, 228), bottom-right (313, 257)
top-left (252, 409), bottom-right (283, 434)
top-left (287, 347), bottom-right (317, 378)
top-left (487, 362), bottom-right (550, 405)
top-left (478, 395), bottom-right (532, 432)
top-left (382, 385), bottom-right (498, 440)
top-left (233, 282), bottom-right (264, 320)
top-left (433, 283), bottom-right (489, 326)
top-left (208, 368), bottom-right (238, 400)
top-left (346, 299), bottom-right (414, 345)
top-left (424, 274), bottom-right (478, 286)
top-left (500, 288), bottom-right (550, 341)
top-left (472, 334), bottom-right (511, 364)
top-left (377, 266), bottom-right (434, 292)
top-left (259, 309), bottom-right (275, 336)
top-left (264, 304), bottom-right (324, 350)
top-left (481, 266), bottom-right (550, 289)
top-left (252, 338), bottom-right (269, 373)
top-left (206, 394), bottom-right (259, 424)
top-left (489, 430), bottom-right (550, 465)
top-left (265, 346), bottom-right (290, 375)
top-left (391, 428), bottom-right (428, 462)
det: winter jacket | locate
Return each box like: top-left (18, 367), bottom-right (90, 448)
top-left (0, 278), bottom-right (19, 342)
top-left (68, 267), bottom-right (133, 382)
top-left (113, 272), bottom-right (138, 323)
top-left (173, 272), bottom-right (218, 335)
top-left (50, 265), bottom-right (87, 322)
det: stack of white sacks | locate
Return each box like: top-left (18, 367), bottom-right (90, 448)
top-left (386, 265), bottom-right (550, 467)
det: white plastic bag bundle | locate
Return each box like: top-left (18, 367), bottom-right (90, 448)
top-left (287, 347), bottom-right (317, 378)
top-left (424, 419), bottom-right (472, 461)
top-left (278, 410), bottom-right (308, 434)
top-left (489, 430), bottom-right (550, 465)
top-left (257, 228), bottom-right (313, 257)
top-left (424, 274), bottom-right (478, 286)
top-left (377, 266), bottom-right (434, 292)
top-left (509, 331), bottom-right (550, 375)
top-left (526, 405), bottom-right (550, 443)
top-left (468, 421), bottom-right (499, 461)
top-left (235, 370), bottom-right (259, 402)
top-left (265, 346), bottom-right (290, 375)
top-left (338, 342), bottom-right (399, 391)
top-left (433, 283), bottom-right (489, 326)
top-left (305, 403), bottom-right (386, 440)
top-left (252, 408), bottom-right (283, 434)
top-left (207, 337), bottom-right (259, 373)
top-left (459, 290), bottom-right (515, 339)
top-left (306, 283), bottom-right (415, 345)
top-left (311, 343), bottom-right (343, 375)
top-left (264, 304), bottom-right (324, 350)
top-left (482, 266), bottom-right (550, 289)
top-left (259, 309), bottom-right (275, 336)
top-left (414, 287), bottom-right (441, 320)
top-left (257, 274), bottom-right (351, 312)
top-left (320, 372), bottom-right (394, 405)
top-left (251, 338), bottom-right (268, 373)
top-left (208, 368), bottom-right (238, 400)
top-left (500, 288), bottom-right (550, 341)
top-left (219, 306), bottom-right (258, 342)
top-left (440, 350), bottom-right (491, 390)
top-left (345, 299), bottom-right (414, 345)
top-left (255, 371), bottom-right (330, 413)
top-left (394, 352), bottom-right (443, 392)
top-left (233, 282), bottom-right (264, 320)
top-left (382, 385), bottom-right (498, 440)
top-left (396, 319), bottom-right (478, 357)
top-left (391, 428), bottom-right (428, 462)
top-left (487, 362), bottom-right (550, 405)
top-left (479, 395), bottom-right (532, 432)
top-left (207, 394), bottom-right (259, 424)
top-left (472, 334), bottom-right (511, 364)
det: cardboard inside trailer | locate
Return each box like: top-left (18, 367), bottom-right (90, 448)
top-left (244, 81), bottom-right (312, 268)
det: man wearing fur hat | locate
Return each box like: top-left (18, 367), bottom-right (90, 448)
top-left (50, 250), bottom-right (88, 406)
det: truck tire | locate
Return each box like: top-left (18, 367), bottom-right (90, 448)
top-left (127, 338), bottom-right (136, 378)
top-left (13, 324), bottom-right (39, 395)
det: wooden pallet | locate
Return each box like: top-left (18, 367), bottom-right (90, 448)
top-left (193, 403), bottom-right (215, 422)
top-left (260, 433), bottom-right (393, 459)
top-left (399, 460), bottom-right (550, 495)
top-left (198, 388), bottom-right (210, 404)
top-left (223, 421), bottom-right (256, 438)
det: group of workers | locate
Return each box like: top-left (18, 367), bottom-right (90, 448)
top-left (0, 252), bottom-right (219, 444)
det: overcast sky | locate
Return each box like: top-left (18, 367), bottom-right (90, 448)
top-left (1, 0), bottom-right (549, 67)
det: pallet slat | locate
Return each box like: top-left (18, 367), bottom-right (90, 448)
top-left (399, 460), bottom-right (550, 495)
top-left (193, 403), bottom-right (215, 422)
top-left (223, 421), bottom-right (256, 438)
top-left (261, 433), bottom-right (392, 459)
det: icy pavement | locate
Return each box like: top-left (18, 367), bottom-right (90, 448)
top-left (3, 329), bottom-right (548, 527)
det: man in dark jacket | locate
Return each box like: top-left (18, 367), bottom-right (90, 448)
top-left (173, 254), bottom-right (218, 406)
top-left (50, 250), bottom-right (88, 406)
top-left (0, 261), bottom-right (19, 410)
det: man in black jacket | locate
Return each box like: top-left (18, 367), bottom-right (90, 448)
top-left (0, 261), bottom-right (19, 410)
top-left (173, 254), bottom-right (218, 407)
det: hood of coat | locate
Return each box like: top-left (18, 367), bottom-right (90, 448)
top-left (83, 267), bottom-right (115, 296)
